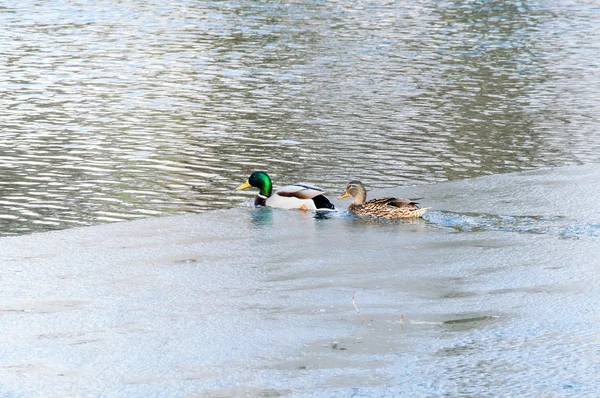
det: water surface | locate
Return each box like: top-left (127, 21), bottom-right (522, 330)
top-left (1, 0), bottom-right (600, 235)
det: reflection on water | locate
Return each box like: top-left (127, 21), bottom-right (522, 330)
top-left (1, 0), bottom-right (600, 235)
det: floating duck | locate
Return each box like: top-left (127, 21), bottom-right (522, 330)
top-left (338, 180), bottom-right (428, 219)
top-left (236, 171), bottom-right (335, 210)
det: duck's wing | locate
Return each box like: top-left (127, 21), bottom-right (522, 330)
top-left (267, 184), bottom-right (335, 210)
top-left (275, 184), bottom-right (327, 200)
top-left (367, 197), bottom-right (420, 208)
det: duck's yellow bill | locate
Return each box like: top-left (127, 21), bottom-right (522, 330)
top-left (338, 192), bottom-right (350, 200)
top-left (236, 180), bottom-right (252, 190)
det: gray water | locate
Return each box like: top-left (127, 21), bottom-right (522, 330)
top-left (1, 0), bottom-right (600, 235)
top-left (2, 1), bottom-right (600, 397)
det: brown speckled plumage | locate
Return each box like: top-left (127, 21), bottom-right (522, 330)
top-left (339, 181), bottom-right (428, 219)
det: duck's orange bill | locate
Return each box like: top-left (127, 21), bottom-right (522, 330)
top-left (338, 191), bottom-right (350, 200)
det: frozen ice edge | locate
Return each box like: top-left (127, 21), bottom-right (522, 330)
top-left (1, 164), bottom-right (599, 397)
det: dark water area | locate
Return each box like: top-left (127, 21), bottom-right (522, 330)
top-left (1, 0), bottom-right (600, 235)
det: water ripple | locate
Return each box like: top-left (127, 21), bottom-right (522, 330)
top-left (426, 211), bottom-right (600, 239)
top-left (1, 0), bottom-right (600, 235)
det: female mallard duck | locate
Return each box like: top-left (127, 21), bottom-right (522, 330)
top-left (236, 171), bottom-right (335, 210)
top-left (338, 180), bottom-right (428, 219)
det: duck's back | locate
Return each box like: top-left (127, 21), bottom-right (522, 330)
top-left (349, 197), bottom-right (427, 219)
top-left (266, 184), bottom-right (335, 210)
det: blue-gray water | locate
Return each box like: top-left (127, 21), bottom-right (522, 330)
top-left (1, 0), bottom-right (600, 235)
top-left (1, 165), bottom-right (599, 397)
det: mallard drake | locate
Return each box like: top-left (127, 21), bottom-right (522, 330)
top-left (236, 171), bottom-right (335, 210)
top-left (338, 180), bottom-right (428, 219)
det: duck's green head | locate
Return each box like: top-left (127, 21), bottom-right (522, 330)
top-left (235, 171), bottom-right (273, 197)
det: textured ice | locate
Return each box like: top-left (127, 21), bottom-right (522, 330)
top-left (1, 165), bottom-right (599, 397)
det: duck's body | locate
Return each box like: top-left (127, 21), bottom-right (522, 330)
top-left (348, 197), bottom-right (428, 219)
top-left (338, 180), bottom-right (428, 219)
top-left (237, 171), bottom-right (335, 211)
